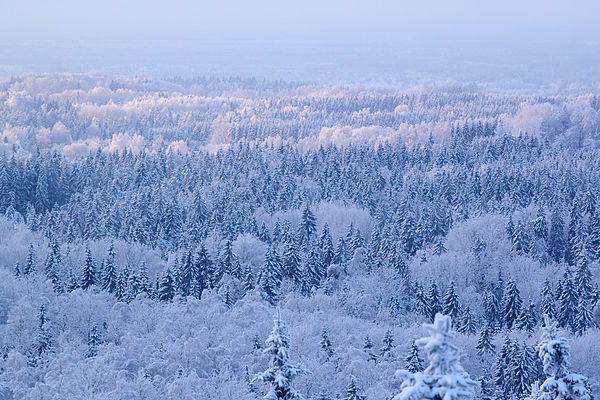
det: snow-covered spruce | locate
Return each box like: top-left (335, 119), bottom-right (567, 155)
top-left (530, 316), bottom-right (591, 400)
top-left (254, 311), bottom-right (310, 400)
top-left (393, 313), bottom-right (477, 400)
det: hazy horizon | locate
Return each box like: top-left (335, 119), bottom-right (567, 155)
top-left (1, 1), bottom-right (600, 92)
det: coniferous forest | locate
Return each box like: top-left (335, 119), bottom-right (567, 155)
top-left (0, 74), bottom-right (599, 399)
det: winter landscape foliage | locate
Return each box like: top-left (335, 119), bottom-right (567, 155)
top-left (0, 74), bottom-right (599, 399)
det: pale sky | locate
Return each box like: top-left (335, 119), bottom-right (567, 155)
top-left (2, 0), bottom-right (600, 44)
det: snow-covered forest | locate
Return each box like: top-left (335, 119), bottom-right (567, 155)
top-left (1, 74), bottom-right (600, 399)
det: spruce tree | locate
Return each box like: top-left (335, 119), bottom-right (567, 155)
top-left (442, 281), bottom-right (461, 321)
top-left (558, 269), bottom-right (579, 332)
top-left (319, 223), bottom-right (335, 268)
top-left (344, 378), bottom-right (366, 400)
top-left (540, 280), bottom-right (556, 321)
top-left (517, 301), bottom-right (538, 334)
top-left (102, 243), bottom-right (119, 294)
top-left (457, 306), bottom-right (477, 335)
top-left (254, 312), bottom-right (310, 400)
top-left (548, 211), bottom-right (565, 263)
top-left (80, 247), bottom-right (97, 289)
top-left (426, 282), bottom-right (442, 321)
top-left (299, 204), bottom-right (316, 245)
top-left (393, 314), bottom-right (477, 400)
top-left (494, 336), bottom-right (512, 398)
top-left (503, 279), bottom-right (523, 329)
top-left (476, 326), bottom-right (495, 358)
top-left (23, 243), bottom-right (36, 276)
top-left (158, 268), bottom-right (175, 302)
top-left (533, 316), bottom-right (591, 400)
top-left (575, 297), bottom-right (594, 335)
top-left (87, 325), bottom-right (102, 358)
top-left (260, 247), bottom-right (283, 305)
top-left (33, 305), bottom-right (53, 363)
top-left (283, 239), bottom-right (302, 285)
top-left (320, 328), bottom-right (335, 361)
top-left (380, 329), bottom-right (395, 358)
top-left (44, 240), bottom-right (61, 290)
top-left (405, 340), bottom-right (424, 373)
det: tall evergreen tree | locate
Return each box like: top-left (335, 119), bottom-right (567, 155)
top-left (23, 243), bottom-right (36, 276)
top-left (503, 279), bottom-right (523, 330)
top-left (393, 314), bottom-right (477, 400)
top-left (254, 312), bottom-right (310, 400)
top-left (380, 329), bottom-right (395, 358)
top-left (298, 204), bottom-right (317, 245)
top-left (476, 326), bottom-right (495, 358)
top-left (320, 328), bottom-right (335, 361)
top-left (80, 247), bottom-right (97, 289)
top-left (426, 281), bottom-right (442, 321)
top-left (442, 281), bottom-right (461, 321)
top-left (558, 268), bottom-right (579, 332)
top-left (405, 340), bottom-right (424, 373)
top-left (533, 316), bottom-right (591, 400)
top-left (260, 247), bottom-right (283, 305)
top-left (102, 243), bottom-right (119, 294)
top-left (344, 378), bottom-right (366, 400)
top-left (540, 280), bottom-right (556, 321)
top-left (158, 268), bottom-right (175, 302)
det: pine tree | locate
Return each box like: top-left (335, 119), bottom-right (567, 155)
top-left (587, 213), bottom-right (600, 261)
top-left (344, 378), bottom-right (366, 400)
top-left (80, 247), bottom-right (97, 289)
top-left (393, 313), bottom-right (477, 400)
top-left (457, 306), bottom-right (477, 335)
top-left (158, 268), bottom-right (175, 302)
top-left (575, 297), bottom-right (594, 335)
top-left (533, 316), bottom-right (591, 400)
top-left (405, 340), bottom-right (424, 373)
top-left (220, 240), bottom-right (241, 278)
top-left (442, 281), bottom-right (461, 321)
top-left (476, 326), bottom-right (495, 358)
top-left (260, 247), bottom-right (283, 305)
top-left (575, 261), bottom-right (594, 305)
top-left (283, 239), bottom-right (302, 285)
top-left (298, 204), bottom-right (317, 245)
top-left (413, 283), bottom-right (429, 317)
top-left (320, 328), bottom-right (335, 361)
top-left (566, 203), bottom-right (583, 266)
top-left (102, 243), bottom-right (119, 293)
top-left (517, 301), bottom-right (538, 334)
top-left (494, 336), bottom-right (512, 397)
top-left (558, 269), bottom-right (579, 332)
top-left (510, 343), bottom-right (535, 399)
top-left (33, 305), bottom-right (53, 363)
top-left (23, 244), bottom-right (36, 276)
top-left (243, 264), bottom-right (255, 292)
top-left (194, 245), bottom-right (211, 295)
top-left (254, 312), bottom-right (310, 400)
top-left (484, 291), bottom-right (503, 332)
top-left (380, 329), bottom-right (395, 358)
top-left (176, 251), bottom-right (193, 297)
top-left (503, 279), bottom-right (523, 330)
top-left (319, 223), bottom-right (335, 268)
top-left (479, 370), bottom-right (494, 400)
top-left (44, 240), bottom-right (61, 290)
top-left (87, 325), bottom-right (102, 358)
top-left (426, 281), bottom-right (442, 321)
top-left (548, 210), bottom-right (565, 263)
top-left (540, 280), bottom-right (556, 321)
